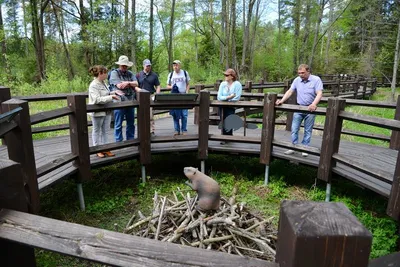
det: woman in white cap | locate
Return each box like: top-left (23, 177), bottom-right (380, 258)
top-left (217, 68), bottom-right (242, 142)
top-left (88, 65), bottom-right (119, 158)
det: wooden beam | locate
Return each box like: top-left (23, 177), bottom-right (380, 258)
top-left (0, 160), bottom-right (36, 266)
top-left (318, 98), bottom-right (346, 183)
top-left (387, 149), bottom-right (400, 220)
top-left (2, 99), bottom-right (40, 213)
top-left (276, 200), bottom-right (372, 267)
top-left (193, 85), bottom-right (204, 125)
top-left (68, 95), bottom-right (91, 182)
top-left (390, 95), bottom-right (400, 150)
top-left (368, 252), bottom-right (400, 267)
top-left (340, 110), bottom-right (400, 131)
top-left (0, 209), bottom-right (276, 267)
top-left (260, 93), bottom-right (276, 165)
top-left (36, 153), bottom-right (78, 178)
top-left (198, 91), bottom-right (210, 160)
top-left (138, 91), bottom-right (151, 165)
top-left (30, 107), bottom-right (72, 125)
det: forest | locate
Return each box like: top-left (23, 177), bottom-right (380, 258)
top-left (0, 0), bottom-right (399, 90)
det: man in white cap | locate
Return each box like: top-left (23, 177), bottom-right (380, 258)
top-left (109, 55), bottom-right (139, 142)
top-left (167, 60), bottom-right (190, 135)
top-left (136, 59), bottom-right (161, 135)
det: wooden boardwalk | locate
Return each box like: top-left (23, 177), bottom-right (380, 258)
top-left (0, 111), bottom-right (396, 197)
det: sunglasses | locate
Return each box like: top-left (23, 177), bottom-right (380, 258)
top-left (224, 74), bottom-right (231, 77)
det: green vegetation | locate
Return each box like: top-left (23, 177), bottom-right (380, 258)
top-left (36, 153), bottom-right (398, 266)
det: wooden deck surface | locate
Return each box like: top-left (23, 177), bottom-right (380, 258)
top-left (0, 111), bottom-right (397, 197)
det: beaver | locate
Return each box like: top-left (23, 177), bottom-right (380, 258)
top-left (184, 167), bottom-right (221, 211)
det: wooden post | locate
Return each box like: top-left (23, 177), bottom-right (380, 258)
top-left (362, 80), bottom-right (367, 98)
top-left (390, 95), bottom-right (400, 150)
top-left (258, 78), bottom-right (264, 93)
top-left (387, 149), bottom-right (400, 221)
top-left (194, 84), bottom-right (204, 125)
top-left (138, 91), bottom-right (151, 165)
top-left (284, 80), bottom-right (296, 132)
top-left (276, 200), bottom-right (372, 267)
top-left (244, 81), bottom-right (252, 101)
top-left (334, 79), bottom-right (340, 97)
top-left (0, 86), bottom-right (11, 145)
top-left (2, 99), bottom-right (40, 214)
top-left (260, 93), bottom-right (277, 165)
top-left (318, 98), bottom-right (346, 183)
top-left (198, 91), bottom-right (210, 160)
top-left (67, 95), bottom-right (91, 182)
top-left (353, 79), bottom-right (359, 99)
top-left (0, 159), bottom-right (36, 266)
top-left (372, 79), bottom-right (377, 93)
top-left (213, 80), bottom-right (221, 115)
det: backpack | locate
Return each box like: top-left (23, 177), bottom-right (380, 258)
top-left (168, 70), bottom-right (188, 91)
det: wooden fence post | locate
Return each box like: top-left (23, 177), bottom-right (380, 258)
top-left (258, 78), bottom-right (264, 93)
top-left (138, 91), bottom-right (151, 166)
top-left (387, 149), bottom-right (400, 221)
top-left (198, 91), bottom-right (210, 163)
top-left (276, 200), bottom-right (372, 267)
top-left (353, 79), bottom-right (359, 98)
top-left (0, 86), bottom-right (11, 145)
top-left (67, 95), bottom-right (91, 182)
top-left (244, 81), bottom-right (252, 101)
top-left (284, 80), bottom-right (296, 132)
top-left (318, 98), bottom-right (346, 183)
top-left (2, 99), bottom-right (40, 214)
top-left (213, 80), bottom-right (221, 115)
top-left (362, 80), bottom-right (367, 98)
top-left (194, 84), bottom-right (204, 125)
top-left (0, 159), bottom-right (36, 266)
top-left (260, 93), bottom-right (277, 185)
top-left (390, 95), bottom-right (400, 150)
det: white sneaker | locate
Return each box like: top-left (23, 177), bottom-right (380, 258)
top-left (284, 150), bottom-right (295, 155)
top-left (302, 152), bottom-right (308, 157)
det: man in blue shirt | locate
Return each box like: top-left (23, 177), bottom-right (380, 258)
top-left (136, 59), bottom-right (161, 135)
top-left (275, 64), bottom-right (323, 157)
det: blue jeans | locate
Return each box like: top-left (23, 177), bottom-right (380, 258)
top-left (114, 107), bottom-right (135, 142)
top-left (173, 109), bottom-right (188, 133)
top-left (219, 107), bottom-right (235, 135)
top-left (291, 112), bottom-right (316, 146)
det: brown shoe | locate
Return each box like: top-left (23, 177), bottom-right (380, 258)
top-left (174, 131), bottom-right (180, 136)
top-left (97, 152), bottom-right (105, 158)
top-left (182, 132), bottom-right (187, 136)
top-left (103, 151), bottom-right (115, 157)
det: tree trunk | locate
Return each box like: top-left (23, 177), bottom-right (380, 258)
top-left (292, 0), bottom-right (301, 73)
top-left (241, 0), bottom-right (255, 77)
top-left (324, 0), bottom-right (334, 72)
top-left (220, 0), bottom-right (227, 65)
top-left (309, 0), bottom-right (326, 68)
top-left (30, 0), bottom-right (46, 81)
top-left (249, 0), bottom-right (261, 76)
top-left (0, 3), bottom-right (10, 79)
top-left (22, 0), bottom-right (29, 56)
top-left (391, 18), bottom-right (400, 102)
top-left (230, 0), bottom-right (237, 70)
top-left (300, 0), bottom-right (311, 64)
top-left (149, 0), bottom-right (154, 62)
top-left (51, 1), bottom-right (74, 80)
top-left (79, 0), bottom-right (91, 68)
top-left (131, 0), bottom-right (137, 71)
top-left (168, 0), bottom-right (176, 70)
top-left (192, 0), bottom-right (199, 62)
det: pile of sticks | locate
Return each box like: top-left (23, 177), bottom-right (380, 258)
top-left (124, 187), bottom-right (277, 261)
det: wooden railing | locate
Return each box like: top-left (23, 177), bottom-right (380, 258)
top-left (1, 88), bottom-right (400, 266)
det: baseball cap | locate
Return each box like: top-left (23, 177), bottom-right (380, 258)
top-left (172, 60), bottom-right (181, 65)
top-left (143, 59), bottom-right (151, 66)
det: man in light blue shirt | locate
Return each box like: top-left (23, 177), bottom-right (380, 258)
top-left (275, 64), bottom-right (323, 157)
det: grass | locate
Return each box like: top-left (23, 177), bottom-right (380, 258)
top-left (36, 152), bottom-right (398, 266)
